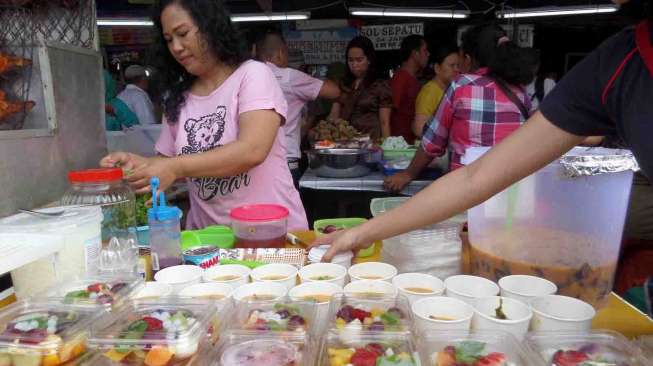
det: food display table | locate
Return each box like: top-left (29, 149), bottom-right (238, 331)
top-left (287, 230), bottom-right (653, 338)
top-left (299, 169), bottom-right (437, 196)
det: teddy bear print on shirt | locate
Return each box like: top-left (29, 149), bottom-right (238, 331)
top-left (181, 105), bottom-right (251, 201)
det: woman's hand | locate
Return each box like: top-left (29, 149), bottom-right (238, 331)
top-left (126, 156), bottom-right (179, 194)
top-left (309, 227), bottom-right (373, 262)
top-left (100, 152), bottom-right (148, 174)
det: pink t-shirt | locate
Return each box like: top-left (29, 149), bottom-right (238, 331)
top-left (266, 62), bottom-right (323, 159)
top-left (155, 60), bottom-right (308, 230)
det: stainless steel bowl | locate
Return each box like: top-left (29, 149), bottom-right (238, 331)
top-left (307, 148), bottom-right (372, 178)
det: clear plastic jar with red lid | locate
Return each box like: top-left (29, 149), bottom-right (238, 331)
top-left (61, 168), bottom-right (136, 244)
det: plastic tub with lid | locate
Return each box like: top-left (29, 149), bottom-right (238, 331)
top-left (0, 299), bottom-right (97, 366)
top-left (526, 330), bottom-right (648, 366)
top-left (417, 330), bottom-right (543, 366)
top-left (230, 204), bottom-right (289, 248)
top-left (211, 330), bottom-right (311, 366)
top-left (61, 168), bottom-right (136, 244)
top-left (319, 330), bottom-right (418, 366)
top-left (88, 299), bottom-right (222, 365)
top-left (462, 147), bottom-right (639, 308)
top-left (314, 218), bottom-right (374, 258)
top-left (39, 274), bottom-right (143, 311)
top-left (0, 205), bottom-right (103, 298)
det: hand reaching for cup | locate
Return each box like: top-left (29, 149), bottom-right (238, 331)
top-left (309, 227), bottom-right (374, 262)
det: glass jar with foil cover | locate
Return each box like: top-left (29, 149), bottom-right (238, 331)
top-left (61, 168), bottom-right (136, 245)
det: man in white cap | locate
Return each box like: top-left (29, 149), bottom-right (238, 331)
top-left (118, 64), bottom-right (157, 125)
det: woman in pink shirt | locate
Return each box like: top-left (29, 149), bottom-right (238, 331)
top-left (100, 0), bottom-right (307, 230)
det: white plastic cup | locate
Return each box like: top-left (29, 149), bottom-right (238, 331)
top-left (308, 245), bottom-right (354, 269)
top-left (471, 296), bottom-right (533, 341)
top-left (529, 295), bottom-right (596, 332)
top-left (250, 263), bottom-right (298, 291)
top-left (411, 296), bottom-right (474, 333)
top-left (178, 282), bottom-right (234, 301)
top-left (299, 263), bottom-right (348, 288)
top-left (203, 264), bottom-right (251, 289)
top-left (131, 281), bottom-right (173, 300)
top-left (498, 275), bottom-right (557, 304)
top-left (444, 275), bottom-right (500, 304)
top-left (154, 265), bottom-right (203, 293)
top-left (343, 279), bottom-right (398, 298)
top-left (348, 262), bottom-right (397, 282)
top-left (232, 281), bottom-right (288, 302)
top-left (289, 281), bottom-right (343, 333)
top-left (392, 273), bottom-right (445, 305)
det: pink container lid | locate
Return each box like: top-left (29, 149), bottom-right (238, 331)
top-left (230, 204), bottom-right (289, 222)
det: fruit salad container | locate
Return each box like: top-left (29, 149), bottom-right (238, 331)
top-left (525, 330), bottom-right (648, 366)
top-left (211, 330), bottom-right (314, 366)
top-left (40, 274), bottom-right (144, 310)
top-left (0, 300), bottom-right (97, 366)
top-left (417, 330), bottom-right (542, 366)
top-left (229, 300), bottom-right (317, 337)
top-left (87, 299), bottom-right (221, 366)
top-left (319, 330), bottom-right (418, 366)
top-left (328, 294), bottom-right (413, 335)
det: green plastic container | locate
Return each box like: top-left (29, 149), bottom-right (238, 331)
top-left (313, 218), bottom-right (374, 257)
top-left (180, 225), bottom-right (235, 251)
top-left (382, 148), bottom-right (417, 161)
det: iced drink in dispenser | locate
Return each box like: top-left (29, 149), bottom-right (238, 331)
top-left (464, 147), bottom-right (638, 307)
top-left (148, 177), bottom-right (183, 272)
top-left (230, 204), bottom-right (288, 248)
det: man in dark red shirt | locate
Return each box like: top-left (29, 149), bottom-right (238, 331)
top-left (390, 35), bottom-right (429, 143)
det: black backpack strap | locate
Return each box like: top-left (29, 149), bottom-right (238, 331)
top-left (492, 76), bottom-right (530, 120)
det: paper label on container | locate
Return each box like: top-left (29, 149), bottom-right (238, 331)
top-left (84, 235), bottom-right (101, 272)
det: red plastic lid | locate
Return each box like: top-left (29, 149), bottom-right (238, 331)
top-left (68, 168), bottom-right (123, 183)
top-left (230, 204), bottom-right (289, 222)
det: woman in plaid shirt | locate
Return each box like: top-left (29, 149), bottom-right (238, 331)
top-left (385, 24), bottom-right (537, 192)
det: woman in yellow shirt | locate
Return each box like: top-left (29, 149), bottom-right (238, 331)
top-left (413, 45), bottom-right (460, 138)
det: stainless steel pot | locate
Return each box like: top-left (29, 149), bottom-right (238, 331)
top-left (307, 148), bottom-right (372, 178)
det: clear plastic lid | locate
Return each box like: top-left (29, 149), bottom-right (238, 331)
top-left (417, 330), bottom-right (543, 366)
top-left (328, 293), bottom-right (413, 334)
top-left (88, 300), bottom-right (221, 365)
top-left (0, 300), bottom-right (96, 362)
top-left (319, 330), bottom-right (418, 366)
top-left (526, 330), bottom-right (648, 366)
top-left (229, 299), bottom-right (316, 336)
top-left (39, 274), bottom-right (143, 310)
top-left (212, 330), bottom-right (311, 366)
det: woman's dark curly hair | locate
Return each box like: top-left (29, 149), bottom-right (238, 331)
top-left (152, 0), bottom-right (248, 124)
top-left (342, 36), bottom-right (380, 90)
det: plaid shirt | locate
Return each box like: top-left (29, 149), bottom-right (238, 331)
top-left (421, 68), bottom-right (532, 170)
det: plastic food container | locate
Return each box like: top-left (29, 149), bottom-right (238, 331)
top-left (314, 218), bottom-right (374, 258)
top-left (319, 330), bottom-right (418, 366)
top-left (229, 299), bottom-right (316, 336)
top-left (203, 264), bottom-right (251, 289)
top-left (417, 330), bottom-right (543, 366)
top-left (299, 263), bottom-right (348, 288)
top-left (40, 274), bottom-right (143, 310)
top-left (212, 330), bottom-right (311, 366)
top-left (0, 300), bottom-right (96, 366)
top-left (526, 330), bottom-right (648, 366)
top-left (411, 297), bottom-right (474, 333)
top-left (529, 295), bottom-right (596, 332)
top-left (392, 273), bottom-right (445, 305)
top-left (61, 168), bottom-right (136, 244)
top-left (348, 262), bottom-right (397, 282)
top-left (88, 299), bottom-right (222, 366)
top-left (471, 296), bottom-right (533, 341)
top-left (230, 204), bottom-right (289, 248)
top-left (370, 197), bottom-right (465, 279)
top-left (232, 282), bottom-right (288, 303)
top-left (130, 282), bottom-right (174, 301)
top-left (250, 263), bottom-right (299, 291)
top-left (328, 293), bottom-right (413, 334)
top-left (153, 265), bottom-right (203, 293)
top-left (0, 206), bottom-right (103, 298)
top-left (464, 147), bottom-right (638, 308)
top-left (289, 282), bottom-right (343, 334)
top-left (180, 225), bottom-right (235, 251)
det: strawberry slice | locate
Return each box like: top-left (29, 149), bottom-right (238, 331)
top-left (142, 316), bottom-right (163, 331)
top-left (87, 283), bottom-right (106, 293)
top-left (365, 343), bottom-right (384, 356)
top-left (473, 352), bottom-right (506, 366)
top-left (351, 308), bottom-right (372, 322)
top-left (351, 348), bottom-right (380, 366)
top-left (552, 350), bottom-right (590, 366)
